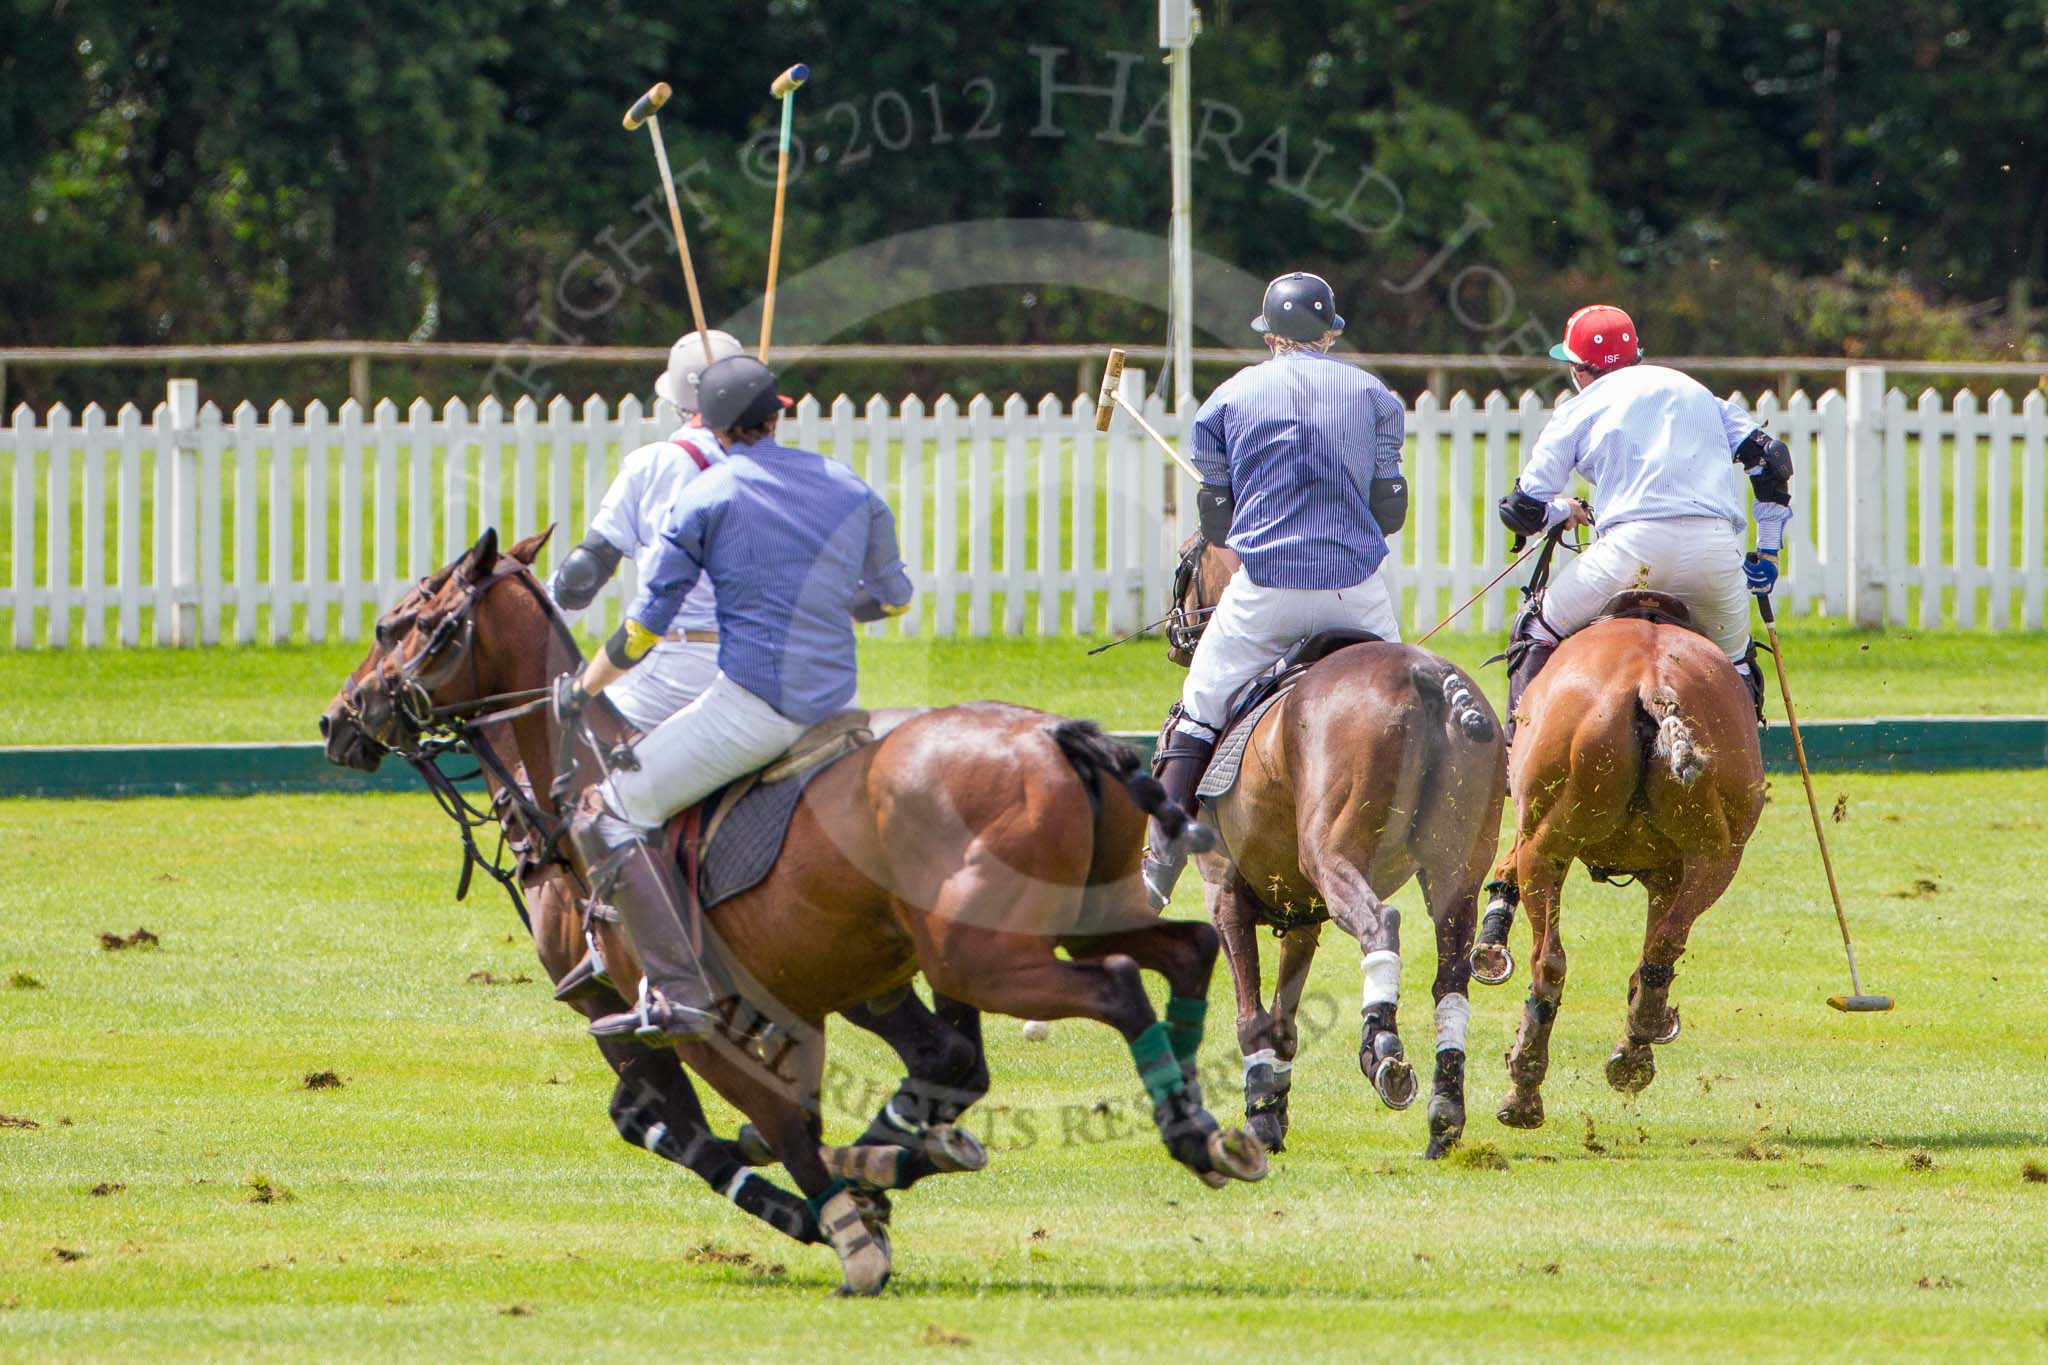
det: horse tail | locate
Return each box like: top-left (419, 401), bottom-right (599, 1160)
top-left (1046, 718), bottom-right (1199, 844)
top-left (1639, 685), bottom-right (1708, 786)
top-left (1410, 662), bottom-right (1497, 744)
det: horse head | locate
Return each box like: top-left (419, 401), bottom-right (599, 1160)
top-left (319, 526), bottom-right (555, 770)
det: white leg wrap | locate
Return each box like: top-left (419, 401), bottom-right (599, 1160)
top-left (723, 1169), bottom-right (753, 1202)
top-left (641, 1121), bottom-right (669, 1155)
top-left (1361, 949), bottom-right (1401, 1010)
top-left (1242, 1047), bottom-right (1276, 1081)
top-left (1434, 993), bottom-right (1472, 1053)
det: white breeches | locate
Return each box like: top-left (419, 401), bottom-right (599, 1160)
top-left (602, 671), bottom-right (810, 830)
top-left (1180, 568), bottom-right (1401, 733)
top-left (604, 640), bottom-right (722, 733)
top-left (1535, 517), bottom-right (1752, 661)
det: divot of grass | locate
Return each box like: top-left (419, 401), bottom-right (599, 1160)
top-left (2022, 1159), bottom-right (2047, 1184)
top-left (466, 969), bottom-right (533, 986)
top-left (302, 1070), bottom-right (345, 1091)
top-left (922, 1325), bottom-right (972, 1347)
top-left (7, 972), bottom-right (44, 990)
top-left (245, 1173), bottom-right (296, 1205)
top-left (1, 1113), bottom-right (41, 1130)
top-left (1905, 1148), bottom-right (1936, 1173)
top-left (97, 928), bottom-right (159, 951)
top-left (1445, 1141), bottom-right (1509, 1171)
top-left (88, 1182), bottom-right (125, 1197)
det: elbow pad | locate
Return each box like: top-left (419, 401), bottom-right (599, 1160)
top-left (1498, 486), bottom-right (1552, 538)
top-left (1197, 485), bottom-right (1235, 544)
top-left (550, 533), bottom-right (623, 610)
top-left (1369, 477), bottom-right (1409, 535)
top-left (1736, 430), bottom-right (1793, 507)
top-left (603, 620), bottom-right (660, 670)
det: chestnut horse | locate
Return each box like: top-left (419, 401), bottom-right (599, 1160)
top-left (1170, 540), bottom-right (1508, 1159)
top-left (1481, 601), bottom-right (1765, 1130)
top-left (321, 528), bottom-right (1266, 1294)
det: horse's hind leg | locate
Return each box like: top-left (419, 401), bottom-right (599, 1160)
top-left (838, 990), bottom-right (991, 1182)
top-left (1416, 841), bottom-right (1486, 1158)
top-left (1607, 855), bottom-right (1738, 1095)
top-left (1498, 849), bottom-right (1568, 1130)
top-left (1309, 857), bottom-right (1418, 1112)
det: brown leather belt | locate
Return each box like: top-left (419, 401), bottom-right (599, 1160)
top-left (662, 629), bottom-right (719, 645)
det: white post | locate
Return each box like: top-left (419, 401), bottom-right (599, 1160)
top-left (167, 378), bottom-right (201, 645)
top-left (1163, 0), bottom-right (1196, 415)
top-left (1843, 365), bottom-right (1885, 627)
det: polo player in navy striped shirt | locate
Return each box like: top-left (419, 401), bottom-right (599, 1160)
top-left (1144, 272), bottom-right (1413, 910)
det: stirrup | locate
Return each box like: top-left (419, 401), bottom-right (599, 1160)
top-left (589, 979), bottom-right (717, 1047)
top-left (1142, 847), bottom-right (1185, 913)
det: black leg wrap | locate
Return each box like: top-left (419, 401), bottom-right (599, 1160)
top-left (1432, 1048), bottom-right (1465, 1090)
top-left (1639, 960), bottom-right (1676, 990)
top-left (1244, 1060), bottom-right (1290, 1116)
top-left (1478, 881), bottom-right (1518, 944)
top-left (1525, 992), bottom-right (1558, 1026)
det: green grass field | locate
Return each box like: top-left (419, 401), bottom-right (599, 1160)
top-left (3, 771), bottom-right (2046, 1362)
top-left (3, 624), bottom-right (2047, 747)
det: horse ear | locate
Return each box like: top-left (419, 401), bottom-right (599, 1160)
top-left (467, 527), bottom-right (500, 579)
top-left (507, 525), bottom-right (554, 566)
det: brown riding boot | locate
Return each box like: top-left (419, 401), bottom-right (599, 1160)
top-left (1142, 731), bottom-right (1215, 911)
top-left (569, 807), bottom-right (719, 1046)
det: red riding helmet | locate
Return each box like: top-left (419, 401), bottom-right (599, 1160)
top-left (1548, 305), bottom-right (1641, 373)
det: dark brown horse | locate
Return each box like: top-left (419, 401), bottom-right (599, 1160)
top-left (1170, 540), bottom-right (1508, 1159)
top-left (321, 528), bottom-right (1267, 1294)
top-left (1481, 602), bottom-right (1765, 1129)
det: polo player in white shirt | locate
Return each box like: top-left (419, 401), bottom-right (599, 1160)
top-left (1497, 304), bottom-right (1794, 736)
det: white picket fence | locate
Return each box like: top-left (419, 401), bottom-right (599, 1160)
top-left (1, 365), bottom-right (2044, 649)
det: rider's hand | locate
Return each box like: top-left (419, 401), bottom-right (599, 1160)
top-left (1561, 498), bottom-right (1594, 532)
top-left (1744, 551), bottom-right (1779, 596)
top-left (551, 671), bottom-right (590, 723)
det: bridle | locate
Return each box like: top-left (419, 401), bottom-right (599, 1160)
top-left (342, 556), bottom-right (585, 929)
top-left (1167, 536), bottom-right (1217, 654)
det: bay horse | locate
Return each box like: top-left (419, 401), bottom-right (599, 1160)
top-left (1169, 539), bottom-right (1508, 1159)
top-left (321, 527), bottom-right (1267, 1295)
top-left (1480, 597), bottom-right (1765, 1130)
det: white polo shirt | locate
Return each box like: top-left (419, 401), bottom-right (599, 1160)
top-left (586, 425), bottom-right (723, 635)
top-left (1517, 363), bottom-right (1760, 536)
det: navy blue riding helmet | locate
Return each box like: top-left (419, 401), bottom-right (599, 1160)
top-left (1251, 272), bottom-right (1345, 342)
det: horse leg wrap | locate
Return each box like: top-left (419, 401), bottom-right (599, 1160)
top-left (1434, 992), bottom-right (1471, 1054)
top-left (1129, 1021), bottom-right (1186, 1106)
top-left (1361, 949), bottom-right (1401, 1012)
top-left (1165, 996), bottom-right (1208, 1066)
top-left (1479, 882), bottom-right (1518, 944)
top-left (811, 1182), bottom-right (890, 1294)
top-left (1639, 960), bottom-right (1676, 990)
top-left (1243, 1049), bottom-right (1291, 1113)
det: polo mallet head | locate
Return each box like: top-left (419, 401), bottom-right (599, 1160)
top-left (771, 64), bottom-right (811, 99)
top-left (1095, 348), bottom-right (1127, 432)
top-left (623, 82), bottom-right (672, 131)
top-left (1828, 993), bottom-right (1895, 1013)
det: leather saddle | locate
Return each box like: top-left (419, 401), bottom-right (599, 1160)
top-left (1195, 629), bottom-right (1384, 802)
top-left (664, 710), bottom-right (875, 914)
top-left (1588, 590), bottom-right (1705, 637)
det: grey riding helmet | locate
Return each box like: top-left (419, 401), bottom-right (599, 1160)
top-left (1252, 272), bottom-right (1345, 341)
top-left (696, 356), bottom-right (791, 432)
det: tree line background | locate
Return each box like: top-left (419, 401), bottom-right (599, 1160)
top-left (2, 0), bottom-right (2044, 407)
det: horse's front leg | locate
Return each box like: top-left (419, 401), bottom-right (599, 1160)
top-left (1208, 867), bottom-right (1285, 1150)
top-left (1311, 857), bottom-right (1418, 1112)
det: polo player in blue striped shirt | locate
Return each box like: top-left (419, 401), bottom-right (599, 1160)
top-left (1144, 272), bottom-right (1413, 910)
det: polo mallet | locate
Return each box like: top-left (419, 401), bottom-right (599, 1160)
top-left (1095, 348), bottom-right (1206, 484)
top-left (623, 82), bottom-right (715, 365)
top-left (757, 63), bottom-right (810, 361)
top-left (1753, 576), bottom-right (1893, 1013)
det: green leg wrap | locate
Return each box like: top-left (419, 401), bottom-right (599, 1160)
top-left (804, 1178), bottom-right (850, 1217)
top-left (1129, 1021), bottom-right (1186, 1106)
top-left (1164, 995), bottom-right (1208, 1065)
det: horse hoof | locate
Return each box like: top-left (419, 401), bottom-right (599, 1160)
top-left (1495, 1091), bottom-right (1545, 1129)
top-left (820, 1143), bottom-right (905, 1190)
top-left (1426, 1101), bottom-right (1465, 1159)
top-left (1470, 942), bottom-right (1515, 987)
top-left (734, 1123), bottom-right (775, 1167)
top-left (1246, 1110), bottom-right (1287, 1154)
top-left (1206, 1127), bottom-right (1270, 1183)
top-left (1606, 1045), bottom-right (1656, 1095)
top-left (922, 1123), bottom-right (989, 1174)
top-left (1371, 1054), bottom-right (1419, 1111)
top-left (1652, 1006), bottom-right (1681, 1046)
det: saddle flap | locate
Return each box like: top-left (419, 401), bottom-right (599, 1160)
top-left (1220, 628), bottom-right (1383, 723)
top-left (761, 709), bottom-right (872, 784)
